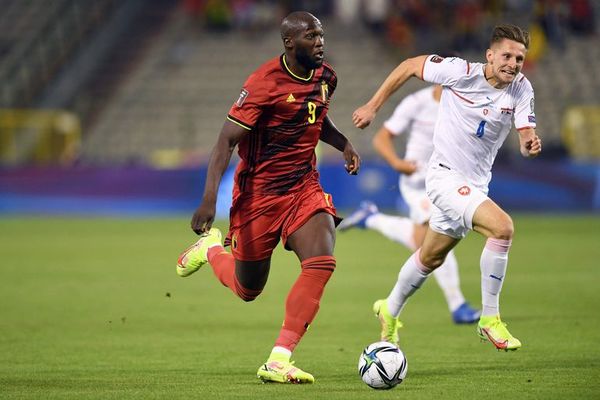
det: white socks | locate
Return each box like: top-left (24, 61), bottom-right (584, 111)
top-left (366, 213), bottom-right (416, 249)
top-left (480, 238), bottom-right (512, 317)
top-left (387, 250), bottom-right (430, 317)
top-left (270, 346), bottom-right (292, 361)
top-left (367, 213), bottom-right (466, 313)
top-left (432, 250), bottom-right (465, 312)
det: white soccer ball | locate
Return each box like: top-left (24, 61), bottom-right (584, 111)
top-left (358, 341), bottom-right (408, 389)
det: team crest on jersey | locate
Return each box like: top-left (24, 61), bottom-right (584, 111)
top-left (483, 109), bottom-right (489, 116)
top-left (286, 93), bottom-right (296, 103)
top-left (430, 55), bottom-right (444, 63)
top-left (235, 89), bottom-right (249, 107)
top-left (320, 81), bottom-right (329, 102)
top-left (458, 186), bottom-right (471, 196)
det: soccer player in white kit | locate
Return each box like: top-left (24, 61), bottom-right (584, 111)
top-left (339, 85), bottom-right (481, 325)
top-left (353, 24), bottom-right (542, 351)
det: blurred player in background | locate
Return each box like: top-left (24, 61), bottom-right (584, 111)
top-left (176, 11), bottom-right (360, 383)
top-left (353, 24), bottom-right (541, 351)
top-left (339, 84), bottom-right (481, 325)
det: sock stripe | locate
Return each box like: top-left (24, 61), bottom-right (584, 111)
top-left (301, 255), bottom-right (336, 268)
top-left (485, 238), bottom-right (512, 253)
top-left (413, 248), bottom-right (432, 274)
top-left (303, 265), bottom-right (336, 272)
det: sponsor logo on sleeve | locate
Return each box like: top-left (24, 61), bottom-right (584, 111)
top-left (528, 115), bottom-right (536, 123)
top-left (235, 89), bottom-right (249, 107)
top-left (530, 98), bottom-right (535, 113)
top-left (430, 55), bottom-right (445, 63)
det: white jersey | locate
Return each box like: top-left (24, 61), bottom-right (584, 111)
top-left (384, 85), bottom-right (438, 188)
top-left (422, 55), bottom-right (536, 188)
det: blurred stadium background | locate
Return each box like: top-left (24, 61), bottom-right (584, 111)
top-left (0, 0), bottom-right (599, 215)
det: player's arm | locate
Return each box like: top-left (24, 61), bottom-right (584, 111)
top-left (517, 127), bottom-right (542, 158)
top-left (372, 126), bottom-right (416, 175)
top-left (191, 120), bottom-right (247, 234)
top-left (353, 55), bottom-right (428, 129)
top-left (320, 115), bottom-right (361, 175)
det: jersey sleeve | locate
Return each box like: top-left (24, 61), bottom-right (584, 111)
top-left (227, 71), bottom-right (273, 130)
top-left (514, 77), bottom-right (536, 130)
top-left (383, 92), bottom-right (420, 135)
top-left (322, 63), bottom-right (337, 102)
top-left (421, 55), bottom-right (470, 87)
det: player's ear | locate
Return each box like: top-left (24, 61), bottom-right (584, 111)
top-left (485, 48), bottom-right (493, 63)
top-left (283, 36), bottom-right (294, 50)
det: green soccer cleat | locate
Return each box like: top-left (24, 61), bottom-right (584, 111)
top-left (373, 299), bottom-right (403, 346)
top-left (176, 228), bottom-right (222, 277)
top-left (257, 360), bottom-right (315, 384)
top-left (477, 315), bottom-right (522, 351)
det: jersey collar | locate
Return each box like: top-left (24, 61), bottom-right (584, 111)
top-left (281, 54), bottom-right (314, 83)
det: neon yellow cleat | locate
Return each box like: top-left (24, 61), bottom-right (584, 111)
top-left (176, 228), bottom-right (222, 277)
top-left (257, 360), bottom-right (315, 384)
top-left (477, 315), bottom-right (522, 351)
top-left (373, 299), bottom-right (403, 346)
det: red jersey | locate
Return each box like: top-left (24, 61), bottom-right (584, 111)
top-left (227, 54), bottom-right (337, 194)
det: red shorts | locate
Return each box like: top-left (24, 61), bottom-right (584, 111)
top-left (225, 172), bottom-right (340, 261)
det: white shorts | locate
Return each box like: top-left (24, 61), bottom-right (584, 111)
top-left (400, 178), bottom-right (431, 224)
top-left (425, 164), bottom-right (488, 239)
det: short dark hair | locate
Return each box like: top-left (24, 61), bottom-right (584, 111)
top-left (490, 24), bottom-right (529, 49)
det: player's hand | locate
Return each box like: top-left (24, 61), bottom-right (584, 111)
top-left (352, 104), bottom-right (376, 129)
top-left (521, 135), bottom-right (542, 158)
top-left (343, 141), bottom-right (361, 175)
top-left (190, 201), bottom-right (216, 234)
top-left (393, 160), bottom-right (417, 175)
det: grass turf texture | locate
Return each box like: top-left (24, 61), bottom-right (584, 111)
top-left (1, 215), bottom-right (599, 399)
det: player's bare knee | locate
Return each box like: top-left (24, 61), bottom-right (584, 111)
top-left (418, 251), bottom-right (445, 270)
top-left (492, 216), bottom-right (514, 240)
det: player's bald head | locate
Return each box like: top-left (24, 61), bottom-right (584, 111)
top-left (280, 11), bottom-right (321, 40)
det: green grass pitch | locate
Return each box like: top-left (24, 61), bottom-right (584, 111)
top-left (1, 215), bottom-right (599, 399)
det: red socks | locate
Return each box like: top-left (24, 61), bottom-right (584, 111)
top-left (274, 255), bottom-right (336, 352)
top-left (207, 248), bottom-right (336, 351)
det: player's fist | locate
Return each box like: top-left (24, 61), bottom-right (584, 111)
top-left (191, 201), bottom-right (216, 234)
top-left (343, 141), bottom-right (361, 175)
top-left (521, 135), bottom-right (542, 158)
top-left (352, 104), bottom-right (376, 129)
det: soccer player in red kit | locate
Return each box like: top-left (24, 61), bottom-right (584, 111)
top-left (176, 11), bottom-right (360, 384)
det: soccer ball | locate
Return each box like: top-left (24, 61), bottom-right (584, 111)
top-left (358, 341), bottom-right (407, 389)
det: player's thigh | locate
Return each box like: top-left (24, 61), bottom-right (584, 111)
top-left (413, 222), bottom-right (429, 247)
top-left (426, 167), bottom-right (487, 236)
top-left (420, 227), bottom-right (461, 268)
top-left (228, 192), bottom-right (282, 261)
top-left (235, 258), bottom-right (272, 291)
top-left (286, 212), bottom-right (336, 261)
top-left (471, 199), bottom-right (514, 240)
